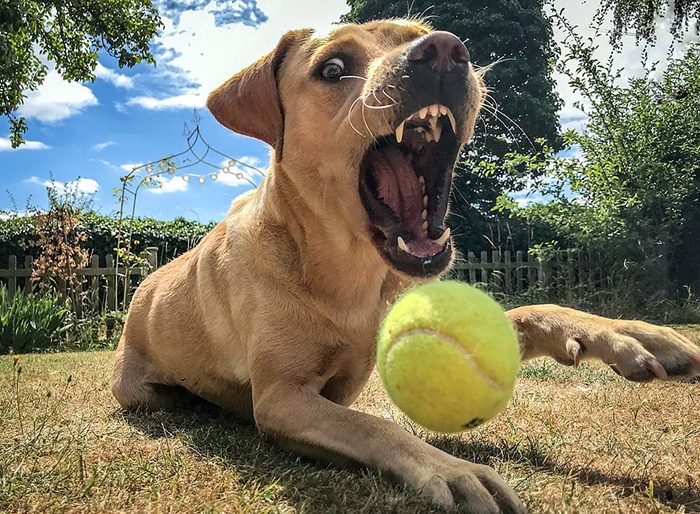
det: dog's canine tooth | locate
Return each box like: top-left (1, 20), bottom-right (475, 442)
top-left (433, 122), bottom-right (442, 143)
top-left (434, 227), bottom-right (451, 247)
top-left (425, 132), bottom-right (433, 143)
top-left (395, 121), bottom-right (405, 143)
top-left (397, 236), bottom-right (409, 252)
top-left (428, 116), bottom-right (438, 133)
top-left (439, 105), bottom-right (447, 116)
top-left (446, 109), bottom-right (457, 134)
top-left (419, 107), bottom-right (428, 119)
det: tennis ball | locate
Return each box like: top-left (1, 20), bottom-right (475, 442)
top-left (377, 280), bottom-right (520, 433)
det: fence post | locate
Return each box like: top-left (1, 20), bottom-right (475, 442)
top-left (480, 251), bottom-right (489, 286)
top-left (467, 251), bottom-right (476, 284)
top-left (515, 251), bottom-right (524, 292)
top-left (504, 250), bottom-right (512, 294)
top-left (106, 255), bottom-right (117, 312)
top-left (491, 250), bottom-right (501, 291)
top-left (146, 247), bottom-right (159, 271)
top-left (23, 255), bottom-right (33, 293)
top-left (8, 255), bottom-right (17, 299)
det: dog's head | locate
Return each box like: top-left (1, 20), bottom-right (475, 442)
top-left (208, 19), bottom-right (485, 278)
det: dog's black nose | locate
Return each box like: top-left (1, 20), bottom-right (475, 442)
top-left (407, 31), bottom-right (470, 72)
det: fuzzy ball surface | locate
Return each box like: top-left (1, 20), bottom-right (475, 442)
top-left (377, 280), bottom-right (520, 433)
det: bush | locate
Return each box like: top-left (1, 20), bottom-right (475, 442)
top-left (0, 286), bottom-right (70, 354)
top-left (0, 212), bottom-right (215, 264)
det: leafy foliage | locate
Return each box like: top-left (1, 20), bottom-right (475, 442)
top-left (0, 212), bottom-right (214, 264)
top-left (343, 0), bottom-right (562, 252)
top-left (594, 0), bottom-right (700, 46)
top-left (501, 18), bottom-right (700, 299)
top-left (1, 0), bottom-right (162, 146)
top-left (0, 286), bottom-right (69, 354)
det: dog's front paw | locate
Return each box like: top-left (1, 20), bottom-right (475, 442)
top-left (588, 321), bottom-right (700, 382)
top-left (417, 461), bottom-right (526, 514)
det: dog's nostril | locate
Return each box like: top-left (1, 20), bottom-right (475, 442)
top-left (408, 31), bottom-right (470, 71)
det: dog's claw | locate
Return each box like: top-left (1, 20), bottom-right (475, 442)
top-left (646, 358), bottom-right (668, 380)
top-left (566, 339), bottom-right (583, 367)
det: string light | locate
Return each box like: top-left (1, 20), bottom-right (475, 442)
top-left (210, 173), bottom-right (218, 180)
top-left (198, 176), bottom-right (206, 184)
top-left (182, 175), bottom-right (190, 182)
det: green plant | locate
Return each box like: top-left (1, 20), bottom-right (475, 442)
top-left (0, 287), bottom-right (69, 354)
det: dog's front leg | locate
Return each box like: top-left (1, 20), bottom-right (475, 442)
top-left (508, 305), bottom-right (700, 381)
top-left (251, 357), bottom-right (526, 513)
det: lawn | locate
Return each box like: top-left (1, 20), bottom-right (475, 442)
top-left (1, 325), bottom-right (699, 514)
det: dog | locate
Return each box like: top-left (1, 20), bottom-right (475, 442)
top-left (112, 19), bottom-right (700, 513)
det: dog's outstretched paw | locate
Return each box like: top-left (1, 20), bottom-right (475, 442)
top-left (599, 321), bottom-right (700, 382)
top-left (417, 462), bottom-right (527, 514)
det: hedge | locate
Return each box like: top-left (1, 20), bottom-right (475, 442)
top-left (0, 213), bottom-right (215, 264)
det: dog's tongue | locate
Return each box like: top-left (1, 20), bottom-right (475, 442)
top-left (367, 146), bottom-right (424, 236)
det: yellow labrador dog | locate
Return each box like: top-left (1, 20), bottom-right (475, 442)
top-left (112, 19), bottom-right (700, 513)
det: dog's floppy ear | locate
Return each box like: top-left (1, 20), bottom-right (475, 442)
top-left (207, 29), bottom-right (310, 156)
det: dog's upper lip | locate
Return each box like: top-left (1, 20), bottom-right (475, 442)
top-left (393, 103), bottom-right (457, 144)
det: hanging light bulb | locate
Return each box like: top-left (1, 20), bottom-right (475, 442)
top-left (146, 164), bottom-right (153, 172)
top-left (210, 173), bottom-right (218, 180)
top-left (182, 175), bottom-right (190, 182)
top-left (198, 176), bottom-right (206, 184)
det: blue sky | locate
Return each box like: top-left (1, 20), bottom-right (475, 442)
top-left (1, 0), bottom-right (696, 221)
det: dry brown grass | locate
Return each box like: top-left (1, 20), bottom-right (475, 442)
top-left (1, 325), bottom-right (699, 514)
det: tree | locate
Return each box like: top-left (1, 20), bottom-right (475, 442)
top-left (343, 0), bottom-right (562, 253)
top-left (594, 0), bottom-right (700, 46)
top-left (503, 19), bottom-right (700, 299)
top-left (1, 0), bottom-right (162, 147)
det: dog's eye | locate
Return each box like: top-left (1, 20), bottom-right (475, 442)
top-left (321, 58), bottom-right (346, 80)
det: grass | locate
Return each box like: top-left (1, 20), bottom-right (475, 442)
top-left (1, 325), bottom-right (699, 513)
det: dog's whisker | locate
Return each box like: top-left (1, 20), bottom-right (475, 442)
top-left (347, 95), bottom-right (369, 138)
top-left (382, 89), bottom-right (398, 104)
top-left (339, 75), bottom-right (368, 82)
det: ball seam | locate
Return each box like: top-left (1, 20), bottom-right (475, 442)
top-left (384, 328), bottom-right (510, 391)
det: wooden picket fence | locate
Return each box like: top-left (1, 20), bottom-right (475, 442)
top-left (0, 248), bottom-right (606, 310)
top-left (0, 248), bottom-right (159, 311)
top-left (451, 249), bottom-right (607, 294)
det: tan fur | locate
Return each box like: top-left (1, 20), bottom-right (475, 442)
top-left (113, 20), bottom-right (700, 513)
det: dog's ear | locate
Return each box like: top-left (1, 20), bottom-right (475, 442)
top-left (207, 29), bottom-right (310, 156)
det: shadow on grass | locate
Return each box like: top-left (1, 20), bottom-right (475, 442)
top-left (430, 435), bottom-right (700, 513)
top-left (120, 406), bottom-right (445, 514)
top-left (120, 406), bottom-right (699, 514)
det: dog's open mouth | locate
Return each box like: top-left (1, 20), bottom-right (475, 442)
top-left (359, 103), bottom-right (461, 277)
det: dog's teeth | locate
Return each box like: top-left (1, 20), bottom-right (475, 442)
top-left (425, 132), bottom-right (433, 142)
top-left (439, 105), bottom-right (447, 116)
top-left (422, 220), bottom-right (428, 231)
top-left (419, 107), bottom-right (428, 119)
top-left (433, 123), bottom-right (442, 143)
top-left (446, 109), bottom-right (457, 134)
top-left (428, 117), bottom-right (438, 134)
top-left (395, 121), bottom-right (405, 143)
top-left (429, 104), bottom-right (440, 117)
top-left (434, 227), bottom-right (451, 247)
top-left (423, 194), bottom-right (428, 207)
top-left (421, 209), bottom-right (427, 221)
top-left (397, 236), bottom-right (409, 252)
top-left (418, 175), bottom-right (425, 184)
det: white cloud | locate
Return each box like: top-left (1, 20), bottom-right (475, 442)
top-left (25, 176), bottom-right (100, 194)
top-left (94, 63), bottom-right (135, 89)
top-left (18, 68), bottom-right (98, 123)
top-left (0, 137), bottom-right (50, 151)
top-left (91, 140), bottom-right (116, 152)
top-left (147, 175), bottom-right (190, 194)
top-left (120, 162), bottom-right (144, 173)
top-left (126, 92), bottom-right (204, 110)
top-left (215, 156), bottom-right (266, 186)
top-left (128, 0), bottom-right (348, 111)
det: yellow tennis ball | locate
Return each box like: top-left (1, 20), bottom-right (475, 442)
top-left (377, 280), bottom-right (520, 433)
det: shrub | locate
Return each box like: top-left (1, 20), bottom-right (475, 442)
top-left (0, 286), bottom-right (70, 354)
